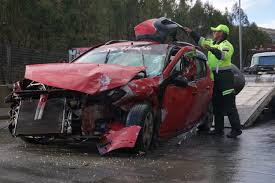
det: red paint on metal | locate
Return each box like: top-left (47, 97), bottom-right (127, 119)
top-left (107, 122), bottom-right (125, 131)
top-left (37, 94), bottom-right (48, 107)
top-left (103, 41), bottom-right (159, 47)
top-left (97, 125), bottom-right (141, 155)
top-left (159, 85), bottom-right (197, 137)
top-left (128, 78), bottom-right (157, 97)
top-left (115, 78), bottom-right (160, 111)
top-left (159, 46), bottom-right (213, 138)
top-left (163, 46), bottom-right (195, 79)
top-left (25, 63), bottom-right (145, 95)
top-left (34, 94), bottom-right (48, 120)
top-left (134, 19), bottom-right (157, 36)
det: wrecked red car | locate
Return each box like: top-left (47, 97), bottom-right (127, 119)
top-left (6, 18), bottom-right (213, 155)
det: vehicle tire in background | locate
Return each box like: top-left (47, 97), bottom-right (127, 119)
top-left (231, 64), bottom-right (245, 95)
top-left (269, 97), bottom-right (275, 113)
top-left (198, 101), bottom-right (213, 131)
top-left (20, 136), bottom-right (55, 145)
top-left (126, 104), bottom-right (154, 153)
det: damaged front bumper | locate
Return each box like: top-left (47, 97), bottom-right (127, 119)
top-left (8, 88), bottom-right (143, 155)
top-left (97, 125), bottom-right (141, 155)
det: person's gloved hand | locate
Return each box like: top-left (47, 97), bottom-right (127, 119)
top-left (183, 27), bottom-right (192, 33)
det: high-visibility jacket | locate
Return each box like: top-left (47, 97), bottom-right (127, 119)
top-left (198, 37), bottom-right (234, 79)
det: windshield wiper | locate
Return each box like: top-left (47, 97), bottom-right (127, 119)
top-left (104, 49), bottom-right (111, 64)
top-left (140, 49), bottom-right (148, 77)
top-left (141, 49), bottom-right (145, 67)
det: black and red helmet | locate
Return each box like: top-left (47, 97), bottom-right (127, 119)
top-left (134, 17), bottom-right (179, 43)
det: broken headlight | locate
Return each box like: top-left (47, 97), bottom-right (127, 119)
top-left (108, 89), bottom-right (126, 102)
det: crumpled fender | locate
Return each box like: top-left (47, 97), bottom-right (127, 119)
top-left (97, 125), bottom-right (141, 155)
top-left (128, 78), bottom-right (157, 97)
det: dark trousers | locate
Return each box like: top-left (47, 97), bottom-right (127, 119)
top-left (213, 70), bottom-right (242, 131)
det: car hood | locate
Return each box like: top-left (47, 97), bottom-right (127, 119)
top-left (25, 63), bottom-right (145, 95)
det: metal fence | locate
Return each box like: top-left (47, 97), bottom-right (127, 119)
top-left (0, 45), bottom-right (67, 84)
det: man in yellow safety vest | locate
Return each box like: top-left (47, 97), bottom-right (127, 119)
top-left (184, 24), bottom-right (242, 138)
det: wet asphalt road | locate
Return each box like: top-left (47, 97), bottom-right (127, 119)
top-left (1, 116), bottom-right (275, 183)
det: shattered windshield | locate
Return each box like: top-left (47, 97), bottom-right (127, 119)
top-left (74, 44), bottom-right (167, 76)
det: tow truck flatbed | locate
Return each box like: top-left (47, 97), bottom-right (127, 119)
top-left (225, 74), bottom-right (275, 128)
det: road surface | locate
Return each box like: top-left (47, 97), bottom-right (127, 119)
top-left (0, 115), bottom-right (275, 183)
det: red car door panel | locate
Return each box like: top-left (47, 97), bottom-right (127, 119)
top-left (159, 84), bottom-right (196, 137)
top-left (159, 47), bottom-right (198, 138)
top-left (195, 59), bottom-right (212, 117)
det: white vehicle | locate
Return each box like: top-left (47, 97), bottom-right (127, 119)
top-left (245, 52), bottom-right (275, 74)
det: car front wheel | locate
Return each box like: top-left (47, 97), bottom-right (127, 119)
top-left (126, 104), bottom-right (154, 152)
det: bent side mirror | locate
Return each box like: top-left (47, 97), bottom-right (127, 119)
top-left (172, 75), bottom-right (188, 87)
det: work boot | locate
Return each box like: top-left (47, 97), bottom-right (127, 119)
top-left (226, 130), bottom-right (242, 138)
top-left (208, 129), bottom-right (224, 136)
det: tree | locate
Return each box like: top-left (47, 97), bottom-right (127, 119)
top-left (0, 0), bottom-right (271, 63)
top-left (160, 0), bottom-right (177, 18)
top-left (230, 2), bottom-right (249, 26)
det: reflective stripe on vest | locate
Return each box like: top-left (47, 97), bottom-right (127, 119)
top-left (222, 89), bottom-right (235, 96)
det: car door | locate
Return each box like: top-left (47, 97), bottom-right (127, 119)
top-left (188, 58), bottom-right (211, 126)
top-left (159, 53), bottom-right (198, 138)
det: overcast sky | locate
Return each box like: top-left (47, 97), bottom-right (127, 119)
top-left (200, 0), bottom-right (275, 29)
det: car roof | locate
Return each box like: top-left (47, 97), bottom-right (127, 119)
top-left (252, 52), bottom-right (275, 57)
top-left (101, 41), bottom-right (163, 48)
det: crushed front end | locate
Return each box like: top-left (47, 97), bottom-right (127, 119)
top-left (7, 80), bottom-right (146, 155)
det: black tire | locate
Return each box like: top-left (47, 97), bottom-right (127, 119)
top-left (198, 101), bottom-right (213, 131)
top-left (270, 97), bottom-right (275, 113)
top-left (20, 136), bottom-right (55, 145)
top-left (126, 104), bottom-right (154, 152)
top-left (231, 64), bottom-right (245, 95)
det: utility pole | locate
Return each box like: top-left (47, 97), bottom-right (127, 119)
top-left (239, 0), bottom-right (243, 71)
